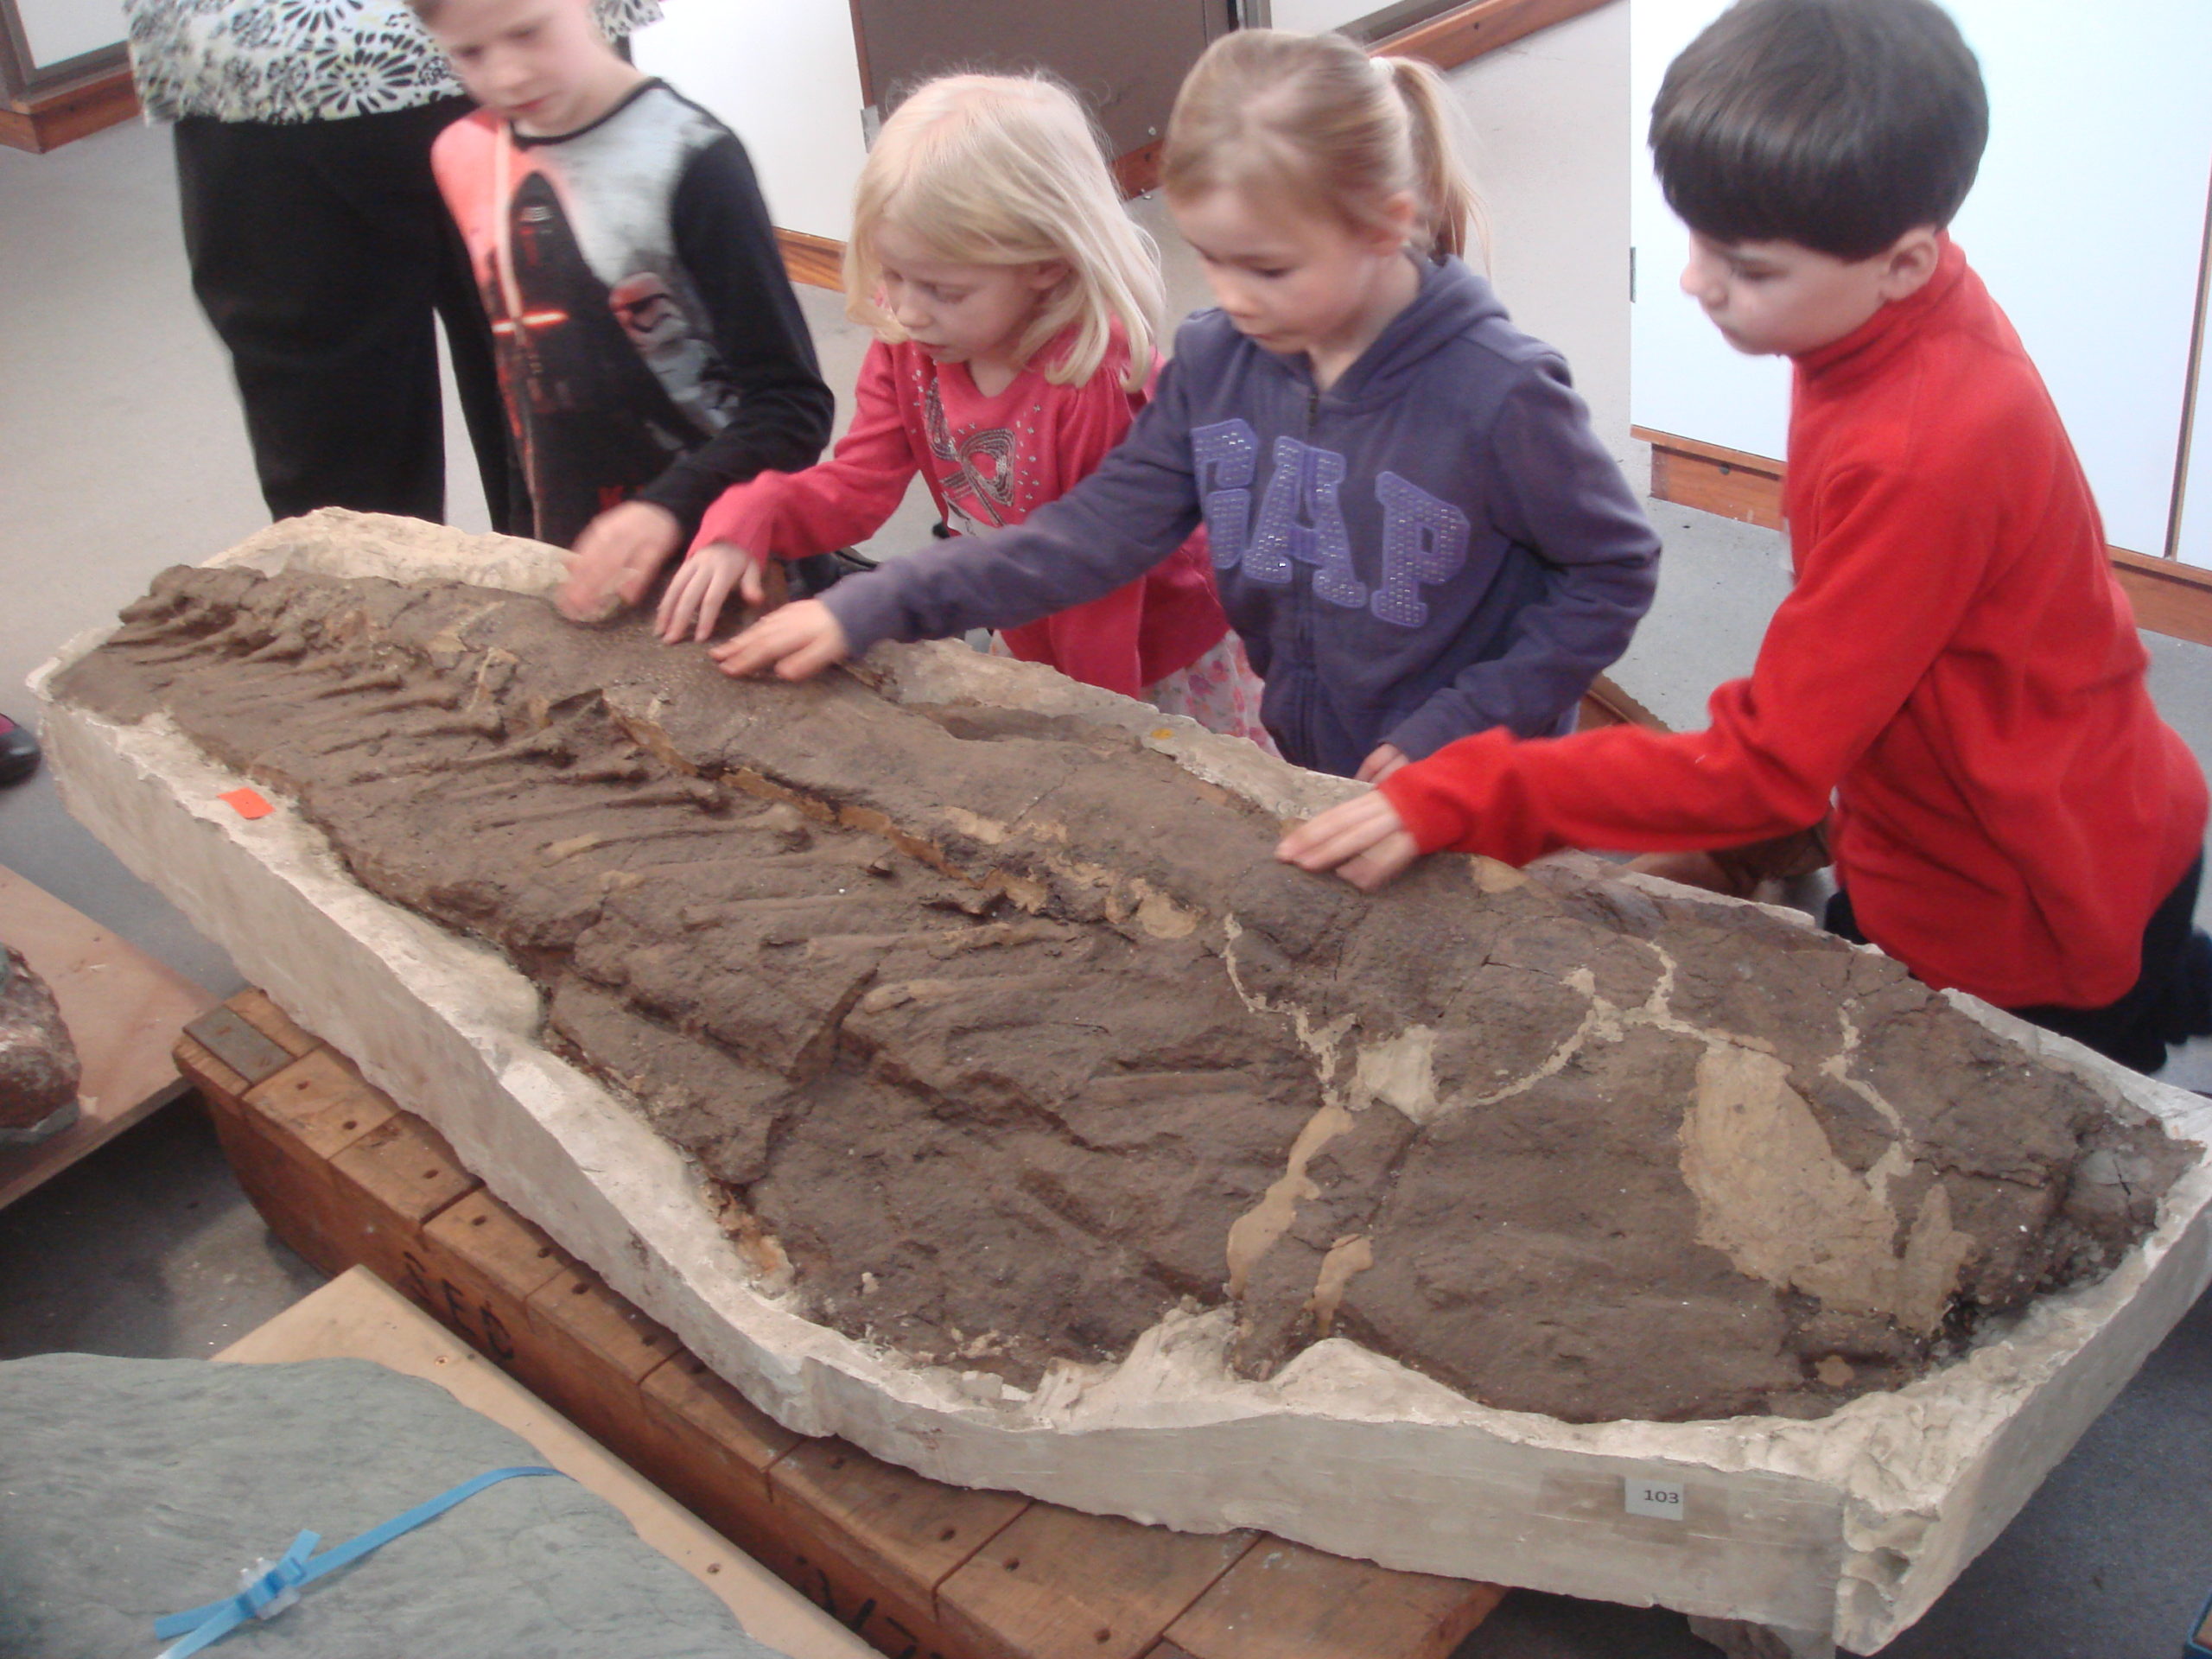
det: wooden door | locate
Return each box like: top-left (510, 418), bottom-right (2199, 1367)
top-left (849, 0), bottom-right (1239, 163)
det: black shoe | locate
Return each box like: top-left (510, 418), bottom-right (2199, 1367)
top-left (0, 715), bottom-right (37, 786)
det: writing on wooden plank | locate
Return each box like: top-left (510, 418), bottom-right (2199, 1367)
top-left (1163, 1535), bottom-right (1505, 1659)
top-left (772, 1437), bottom-right (1029, 1659)
top-left (938, 1503), bottom-right (1254, 1659)
top-left (402, 1188), bottom-right (574, 1373)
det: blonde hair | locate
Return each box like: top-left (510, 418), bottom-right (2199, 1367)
top-left (1161, 29), bottom-right (1481, 263)
top-left (844, 75), bottom-right (1162, 392)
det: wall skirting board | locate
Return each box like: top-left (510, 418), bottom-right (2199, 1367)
top-left (1370, 0), bottom-right (1618, 69)
top-left (0, 60), bottom-right (137, 155)
top-left (1636, 425), bottom-right (2212, 649)
top-left (774, 228), bottom-right (845, 293)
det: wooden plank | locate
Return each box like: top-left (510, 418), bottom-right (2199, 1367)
top-left (1636, 425), bottom-right (1788, 532)
top-left (403, 1185), bottom-right (574, 1372)
top-left (215, 1267), bottom-right (877, 1659)
top-left (246, 1045), bottom-right (397, 1160)
top-left (1372, 0), bottom-right (1615, 73)
top-left (636, 1351), bottom-right (804, 1572)
top-left (781, 227), bottom-right (848, 292)
top-left (1163, 1535), bottom-right (1506, 1659)
top-left (0, 63), bottom-right (138, 155)
top-left (1637, 426), bottom-right (2212, 646)
top-left (2112, 544), bottom-right (2212, 648)
top-left (772, 1435), bottom-right (1029, 1657)
top-left (1577, 671), bottom-right (1666, 733)
top-left (323, 1110), bottom-right (481, 1289)
top-left (522, 1263), bottom-right (682, 1449)
top-left (938, 1503), bottom-right (1255, 1659)
top-left (197, 1046), bottom-right (398, 1276)
top-left (0, 862), bottom-right (219, 1208)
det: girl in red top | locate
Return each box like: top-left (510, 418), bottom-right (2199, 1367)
top-left (660, 73), bottom-right (1268, 744)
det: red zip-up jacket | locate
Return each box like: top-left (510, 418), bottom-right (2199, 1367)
top-left (1380, 239), bottom-right (2205, 1009)
top-left (690, 330), bottom-right (1226, 698)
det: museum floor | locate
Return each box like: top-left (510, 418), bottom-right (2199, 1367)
top-left (5, 117), bottom-right (2211, 1659)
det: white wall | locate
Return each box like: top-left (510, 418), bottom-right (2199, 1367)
top-left (1448, 2), bottom-right (1632, 467)
top-left (15, 0), bottom-right (124, 68)
top-left (631, 0), bottom-right (868, 244)
top-left (1630, 0), bottom-right (2212, 557)
top-left (1269, 0), bottom-right (1383, 30)
top-left (2177, 244), bottom-right (2212, 568)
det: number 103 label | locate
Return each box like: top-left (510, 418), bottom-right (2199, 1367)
top-left (1625, 1478), bottom-right (1686, 1520)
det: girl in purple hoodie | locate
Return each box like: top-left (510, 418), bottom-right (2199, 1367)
top-left (716, 27), bottom-right (1659, 782)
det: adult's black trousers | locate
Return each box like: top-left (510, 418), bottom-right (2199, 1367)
top-left (173, 97), bottom-right (519, 529)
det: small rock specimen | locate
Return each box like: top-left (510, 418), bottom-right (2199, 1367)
top-left (0, 944), bottom-right (81, 1147)
top-left (53, 563), bottom-right (2188, 1423)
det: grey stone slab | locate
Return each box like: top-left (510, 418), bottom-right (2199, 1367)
top-left (0, 1351), bottom-right (787, 1658)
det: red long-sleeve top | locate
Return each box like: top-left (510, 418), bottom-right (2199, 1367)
top-left (689, 331), bottom-right (1227, 697)
top-left (1381, 239), bottom-right (2206, 1009)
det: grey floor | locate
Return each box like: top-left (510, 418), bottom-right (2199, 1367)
top-left (4, 118), bottom-right (2212, 1658)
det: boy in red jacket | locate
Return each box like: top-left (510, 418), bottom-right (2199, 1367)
top-left (1279, 0), bottom-right (2212, 1077)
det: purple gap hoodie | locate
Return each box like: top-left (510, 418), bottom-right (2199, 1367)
top-left (823, 255), bottom-right (1660, 777)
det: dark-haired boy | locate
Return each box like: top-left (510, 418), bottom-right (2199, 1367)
top-left (1280, 0), bottom-right (2211, 1076)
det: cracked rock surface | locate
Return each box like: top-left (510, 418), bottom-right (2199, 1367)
top-left (0, 944), bottom-right (81, 1141)
top-left (52, 564), bottom-right (2188, 1423)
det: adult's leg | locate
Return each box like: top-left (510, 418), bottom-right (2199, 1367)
top-left (173, 99), bottom-right (476, 523)
top-left (431, 199), bottom-right (525, 533)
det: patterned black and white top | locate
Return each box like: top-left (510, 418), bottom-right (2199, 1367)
top-left (124, 0), bottom-right (664, 124)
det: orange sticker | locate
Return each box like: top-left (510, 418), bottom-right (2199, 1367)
top-left (219, 787), bottom-right (274, 820)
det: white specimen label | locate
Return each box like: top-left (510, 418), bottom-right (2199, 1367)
top-left (1625, 1478), bottom-right (1686, 1520)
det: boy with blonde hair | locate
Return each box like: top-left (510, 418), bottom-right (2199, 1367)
top-left (1281, 0), bottom-right (2211, 1076)
top-left (412, 0), bottom-right (833, 585)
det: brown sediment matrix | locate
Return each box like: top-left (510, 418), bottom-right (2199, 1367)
top-left (54, 563), bottom-right (2186, 1424)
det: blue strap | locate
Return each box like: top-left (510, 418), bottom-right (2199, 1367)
top-left (152, 1465), bottom-right (565, 1656)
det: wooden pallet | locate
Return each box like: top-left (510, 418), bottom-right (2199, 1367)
top-left (178, 990), bottom-right (1507, 1659)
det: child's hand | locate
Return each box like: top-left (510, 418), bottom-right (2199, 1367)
top-left (1356, 742), bottom-right (1408, 784)
top-left (556, 500), bottom-right (683, 622)
top-left (710, 600), bottom-right (849, 680)
top-left (1276, 791), bottom-right (1422, 892)
top-left (658, 542), bottom-right (767, 644)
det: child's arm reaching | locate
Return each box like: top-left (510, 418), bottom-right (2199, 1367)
top-left (650, 343), bottom-right (932, 641)
top-left (659, 541), bottom-right (767, 643)
top-left (1276, 790), bottom-right (1422, 891)
top-left (714, 599), bottom-right (849, 680)
top-left (563, 501), bottom-right (685, 622)
top-left (1384, 365), bottom-right (1660, 760)
top-left (556, 127), bottom-right (833, 624)
top-left (717, 361), bottom-right (1207, 677)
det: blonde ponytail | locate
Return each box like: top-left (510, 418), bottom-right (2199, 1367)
top-left (1379, 55), bottom-right (1481, 262)
top-left (1164, 29), bottom-right (1484, 263)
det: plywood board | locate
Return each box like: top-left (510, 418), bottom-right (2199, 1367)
top-left (217, 1267), bottom-right (877, 1659)
top-left (0, 861), bottom-right (216, 1208)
